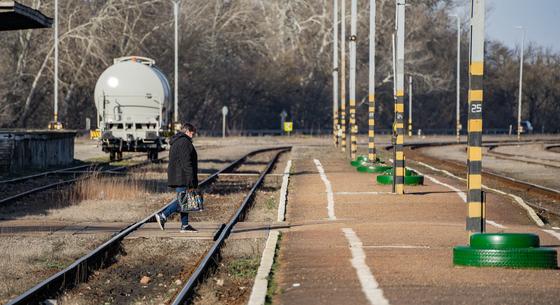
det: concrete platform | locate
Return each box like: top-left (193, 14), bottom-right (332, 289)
top-left (272, 145), bottom-right (560, 305)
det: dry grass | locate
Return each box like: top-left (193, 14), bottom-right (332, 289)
top-left (18, 167), bottom-right (173, 223)
top-left (0, 234), bottom-right (110, 304)
top-left (70, 172), bottom-right (150, 202)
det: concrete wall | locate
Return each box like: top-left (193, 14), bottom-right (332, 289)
top-left (0, 130), bottom-right (76, 174)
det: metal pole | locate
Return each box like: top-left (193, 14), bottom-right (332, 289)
top-left (394, 0), bottom-right (406, 195)
top-left (349, 0), bottom-right (357, 160)
top-left (467, 0), bottom-right (485, 233)
top-left (340, 0), bottom-right (347, 153)
top-left (173, 0), bottom-right (180, 130)
top-left (368, 0), bottom-right (377, 162)
top-left (516, 26), bottom-right (525, 143)
top-left (408, 75), bottom-right (412, 137)
top-left (333, 0), bottom-right (339, 147)
top-left (455, 15), bottom-right (461, 143)
top-left (53, 0), bottom-right (59, 126)
top-left (391, 33), bottom-right (396, 194)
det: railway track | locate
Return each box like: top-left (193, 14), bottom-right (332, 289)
top-left (403, 145), bottom-right (560, 225)
top-left (6, 146), bottom-right (291, 305)
top-left (0, 153), bottom-right (164, 206)
top-left (485, 144), bottom-right (560, 169)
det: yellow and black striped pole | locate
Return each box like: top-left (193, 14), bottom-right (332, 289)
top-left (368, 0), bottom-right (377, 162)
top-left (340, 0), bottom-right (347, 153)
top-left (332, 0), bottom-right (339, 147)
top-left (408, 75), bottom-right (412, 137)
top-left (349, 0), bottom-right (357, 160)
top-left (467, 0), bottom-right (485, 233)
top-left (394, 0), bottom-right (406, 195)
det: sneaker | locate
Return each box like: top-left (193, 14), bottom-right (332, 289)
top-left (180, 224), bottom-right (198, 233)
top-left (155, 213), bottom-right (166, 230)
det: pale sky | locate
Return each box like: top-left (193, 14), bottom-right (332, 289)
top-left (455, 0), bottom-right (560, 52)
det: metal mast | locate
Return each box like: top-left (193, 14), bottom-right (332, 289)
top-left (516, 26), bottom-right (525, 143)
top-left (349, 0), bottom-right (358, 160)
top-left (173, 0), bottom-right (180, 130)
top-left (340, 0), bottom-right (347, 153)
top-left (333, 0), bottom-right (339, 147)
top-left (394, 0), bottom-right (406, 195)
top-left (368, 0), bottom-right (377, 162)
top-left (466, 0), bottom-right (486, 233)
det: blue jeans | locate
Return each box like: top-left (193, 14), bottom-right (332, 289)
top-left (162, 187), bottom-right (189, 226)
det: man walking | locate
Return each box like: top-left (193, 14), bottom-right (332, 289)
top-left (156, 122), bottom-right (198, 232)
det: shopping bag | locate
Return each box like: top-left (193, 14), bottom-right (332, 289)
top-left (178, 189), bottom-right (204, 212)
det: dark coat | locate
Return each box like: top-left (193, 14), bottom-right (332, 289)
top-left (167, 132), bottom-right (198, 188)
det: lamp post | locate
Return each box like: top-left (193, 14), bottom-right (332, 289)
top-left (340, 0), bottom-right (347, 153)
top-left (49, 0), bottom-right (62, 129)
top-left (349, 0), bottom-right (358, 160)
top-left (367, 0), bottom-right (377, 162)
top-left (333, 0), bottom-right (339, 147)
top-left (172, 0), bottom-right (181, 131)
top-left (451, 14), bottom-right (461, 143)
top-left (515, 25), bottom-right (525, 143)
top-left (394, 0), bottom-right (406, 195)
top-left (222, 106), bottom-right (228, 139)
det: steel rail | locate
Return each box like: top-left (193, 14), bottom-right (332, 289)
top-left (6, 146), bottom-right (290, 305)
top-left (0, 164), bottom-right (93, 184)
top-left (0, 153), bottom-right (148, 185)
top-left (0, 157), bottom-right (157, 206)
top-left (171, 147), bottom-right (291, 305)
top-left (395, 142), bottom-right (560, 197)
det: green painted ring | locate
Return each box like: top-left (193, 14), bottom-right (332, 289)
top-left (357, 165), bottom-right (392, 173)
top-left (376, 175), bottom-right (393, 185)
top-left (356, 155), bottom-right (368, 162)
top-left (380, 168), bottom-right (417, 177)
top-left (470, 233), bottom-right (540, 250)
top-left (404, 175), bottom-right (424, 185)
top-left (453, 246), bottom-right (557, 269)
top-left (350, 160), bottom-right (364, 167)
top-left (376, 172), bottom-right (424, 185)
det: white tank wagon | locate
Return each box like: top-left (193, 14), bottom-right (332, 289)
top-left (94, 56), bottom-right (172, 161)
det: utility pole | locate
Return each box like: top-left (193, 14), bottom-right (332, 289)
top-left (333, 0), bottom-right (339, 147)
top-left (49, 0), bottom-right (61, 130)
top-left (408, 76), bottom-right (412, 137)
top-left (394, 0), bottom-right (406, 195)
top-left (340, 0), bottom-right (347, 153)
top-left (467, 0), bottom-right (485, 233)
top-left (349, 0), bottom-right (357, 160)
top-left (173, 0), bottom-right (180, 131)
top-left (516, 26), bottom-right (525, 143)
top-left (368, 0), bottom-right (377, 162)
top-left (451, 14), bottom-right (461, 143)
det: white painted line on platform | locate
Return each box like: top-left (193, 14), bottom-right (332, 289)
top-left (314, 159), bottom-right (336, 220)
top-left (412, 160), bottom-right (545, 227)
top-left (485, 220), bottom-right (507, 229)
top-left (408, 164), bottom-right (506, 229)
top-left (277, 160), bottom-right (292, 222)
top-left (342, 228), bottom-right (390, 305)
top-left (362, 245), bottom-right (430, 249)
top-left (542, 229), bottom-right (560, 242)
top-left (247, 230), bottom-right (280, 305)
top-left (335, 191), bottom-right (393, 195)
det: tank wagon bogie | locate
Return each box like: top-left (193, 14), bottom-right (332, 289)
top-left (94, 56), bottom-right (172, 161)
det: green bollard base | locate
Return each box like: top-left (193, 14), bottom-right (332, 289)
top-left (375, 168), bottom-right (424, 185)
top-left (453, 233), bottom-right (558, 269)
top-left (357, 164), bottom-right (392, 173)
